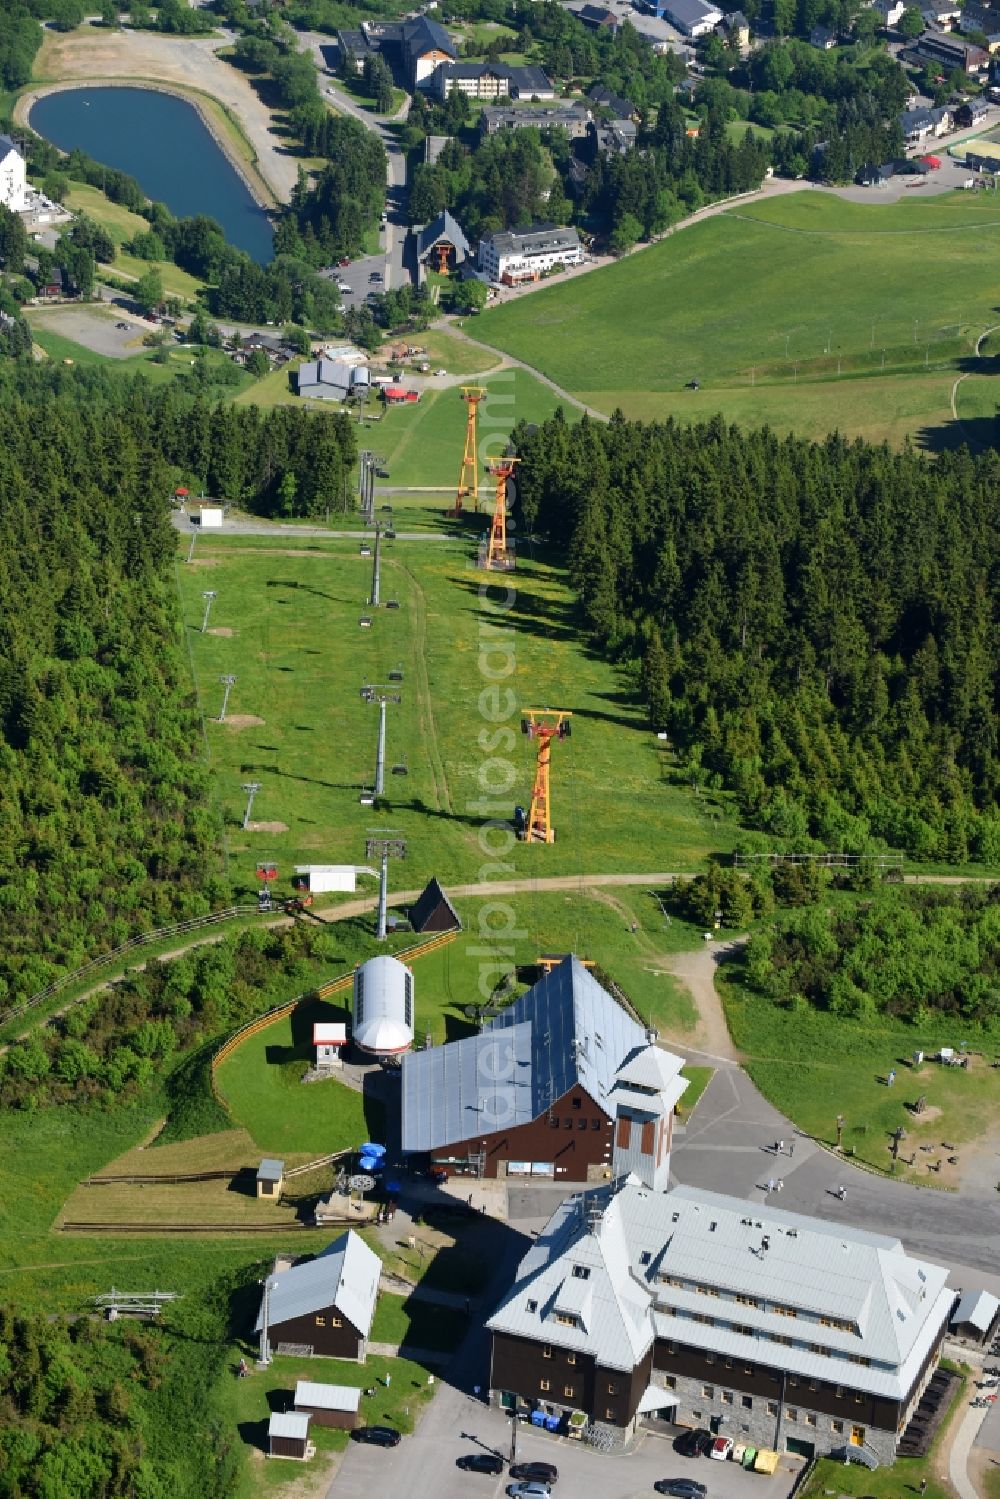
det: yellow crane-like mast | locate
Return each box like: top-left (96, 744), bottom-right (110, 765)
top-left (448, 386), bottom-right (486, 517)
top-left (484, 456), bottom-right (518, 570)
top-left (520, 709), bottom-right (573, 844)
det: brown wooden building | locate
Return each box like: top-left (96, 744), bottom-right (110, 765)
top-left (268, 1412), bottom-right (312, 1460)
top-left (256, 1231), bottom-right (381, 1362)
top-left (487, 1179), bottom-right (954, 1462)
top-left (293, 1380), bottom-right (362, 1429)
top-left (402, 956), bottom-right (675, 1182)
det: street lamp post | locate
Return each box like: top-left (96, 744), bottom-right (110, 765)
top-left (836, 1114), bottom-right (845, 1150)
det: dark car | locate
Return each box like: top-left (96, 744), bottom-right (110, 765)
top-left (352, 1425), bottom-right (401, 1447)
top-left (458, 1454), bottom-right (505, 1474)
top-left (674, 1428), bottom-right (712, 1458)
top-left (654, 1481), bottom-right (708, 1498)
top-left (509, 1462), bottom-right (558, 1484)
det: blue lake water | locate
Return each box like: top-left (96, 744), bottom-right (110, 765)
top-left (31, 85), bottom-right (274, 263)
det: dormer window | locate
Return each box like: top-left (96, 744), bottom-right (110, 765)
top-left (572, 1266), bottom-right (591, 1280)
top-left (640, 1251), bottom-right (651, 1266)
top-left (527, 1299), bottom-right (538, 1313)
top-left (554, 1313), bottom-right (578, 1327)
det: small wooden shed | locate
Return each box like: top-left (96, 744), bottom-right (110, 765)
top-left (409, 876), bottom-right (462, 934)
top-left (268, 1411), bottom-right (312, 1460)
top-left (294, 1379), bottom-right (362, 1429)
top-left (314, 1022), bottom-right (347, 1069)
top-left (257, 1159), bottom-right (285, 1200)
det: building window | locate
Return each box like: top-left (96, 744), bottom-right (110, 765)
top-left (550, 1117), bottom-right (559, 1129)
top-left (608, 1382), bottom-right (618, 1395)
top-left (563, 1386), bottom-right (574, 1399)
top-left (543, 1346), bottom-right (552, 1359)
top-left (736, 1294), bottom-right (759, 1307)
top-left (617, 1117), bottom-right (631, 1149)
top-left (605, 1408), bottom-right (616, 1421)
top-left (572, 1266), bottom-right (591, 1280)
top-left (527, 1300), bottom-right (538, 1313)
top-left (742, 1396), bottom-right (752, 1410)
top-left (848, 1355), bottom-right (871, 1367)
top-left (554, 1314), bottom-right (577, 1327)
top-left (767, 1402), bottom-right (778, 1417)
top-left (640, 1251), bottom-right (651, 1265)
top-left (693, 1314), bottom-right (715, 1326)
top-left (567, 1353), bottom-right (576, 1366)
top-left (786, 1408), bottom-right (798, 1423)
top-left (564, 1118), bottom-right (572, 1130)
top-left (540, 1379), bottom-right (550, 1393)
top-left (590, 1118), bottom-right (601, 1131)
top-left (774, 1304), bottom-right (798, 1318)
top-left (702, 1385), bottom-right (714, 1399)
top-left (315, 1316), bottom-right (325, 1326)
top-left (831, 1420), bottom-right (844, 1434)
top-left (804, 1413), bottom-right (817, 1427)
top-left (331, 1316), bottom-right (342, 1327)
top-left (788, 1377), bottom-right (799, 1388)
top-left (705, 1353), bottom-right (716, 1365)
top-left (577, 1119), bottom-right (587, 1130)
top-left (721, 1391), bottom-right (733, 1406)
top-left (572, 1096), bottom-right (582, 1109)
top-left (665, 1376), bottom-right (677, 1389)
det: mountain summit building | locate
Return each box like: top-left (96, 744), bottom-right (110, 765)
top-left (487, 1178), bottom-right (952, 1462)
top-left (401, 956), bottom-right (688, 1182)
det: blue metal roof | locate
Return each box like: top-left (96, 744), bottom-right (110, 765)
top-left (401, 957), bottom-right (648, 1151)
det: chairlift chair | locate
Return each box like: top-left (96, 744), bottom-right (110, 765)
top-left (359, 614), bottom-right (373, 628)
top-left (388, 667), bottom-right (403, 681)
top-left (359, 789), bottom-right (375, 806)
top-left (360, 543), bottom-right (372, 557)
top-left (391, 758), bottom-right (408, 776)
top-left (386, 599), bottom-right (400, 610)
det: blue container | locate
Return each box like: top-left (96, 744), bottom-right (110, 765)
top-left (359, 1157), bottom-right (383, 1174)
top-left (530, 1411), bottom-right (545, 1427)
top-left (361, 1142), bottom-right (386, 1157)
top-left (545, 1416), bottom-right (561, 1432)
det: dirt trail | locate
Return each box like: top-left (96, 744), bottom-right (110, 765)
top-left (391, 558), bottom-right (452, 814)
top-left (662, 939), bottom-right (744, 1063)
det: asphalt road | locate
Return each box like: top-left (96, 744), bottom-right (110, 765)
top-left (299, 31), bottom-right (413, 292)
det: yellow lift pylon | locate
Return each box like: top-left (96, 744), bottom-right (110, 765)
top-left (483, 455), bottom-right (518, 571)
top-left (519, 709), bottom-right (573, 843)
top-left (448, 385), bottom-right (486, 517)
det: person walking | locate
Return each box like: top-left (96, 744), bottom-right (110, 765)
top-left (887, 1069), bottom-right (896, 1087)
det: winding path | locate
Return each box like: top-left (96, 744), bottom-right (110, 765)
top-left (950, 321), bottom-right (1000, 445)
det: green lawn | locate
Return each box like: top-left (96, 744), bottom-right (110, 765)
top-left (219, 1348), bottom-right (438, 1495)
top-left (723, 959), bottom-right (1000, 1181)
top-left (215, 998), bottom-right (386, 1155)
top-left (174, 537), bottom-right (738, 900)
top-left (64, 181), bottom-right (208, 300)
top-left (373, 367), bottom-right (574, 487)
top-left (473, 188), bottom-right (1000, 444)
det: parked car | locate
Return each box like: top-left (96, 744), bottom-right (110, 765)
top-left (506, 1485), bottom-right (551, 1499)
top-left (352, 1425), bottom-right (401, 1446)
top-left (435, 368), bottom-right (447, 376)
top-left (115, 320), bottom-right (130, 329)
top-left (370, 271), bottom-right (383, 282)
top-left (458, 1454), bottom-right (504, 1474)
top-left (674, 1428), bottom-right (712, 1458)
top-left (509, 1462), bottom-right (558, 1484)
top-left (338, 257), bottom-right (351, 267)
top-left (709, 1437), bottom-right (733, 1461)
top-left (654, 1481), bottom-right (707, 1498)
top-left (338, 282), bottom-right (352, 293)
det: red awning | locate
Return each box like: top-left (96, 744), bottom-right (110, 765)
top-left (175, 487), bottom-right (190, 496)
top-left (385, 386), bottom-right (407, 398)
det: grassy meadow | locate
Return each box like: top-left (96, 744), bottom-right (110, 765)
top-left (722, 953), bottom-right (1000, 1184)
top-left (473, 189), bottom-right (1000, 444)
top-left (175, 534), bottom-right (737, 899)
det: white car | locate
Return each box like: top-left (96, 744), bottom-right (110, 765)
top-left (338, 282), bottom-right (351, 293)
top-left (709, 1437), bottom-right (733, 1461)
top-left (435, 368), bottom-right (447, 376)
top-left (507, 1486), bottom-right (551, 1499)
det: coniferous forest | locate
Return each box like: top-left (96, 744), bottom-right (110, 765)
top-left (0, 376), bottom-right (358, 1008)
top-left (516, 413), bottom-right (1000, 863)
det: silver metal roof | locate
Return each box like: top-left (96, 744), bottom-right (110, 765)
top-left (402, 957), bottom-right (649, 1151)
top-left (489, 1178), bottom-right (952, 1399)
top-left (255, 1231), bottom-right (381, 1336)
top-left (257, 1158), bottom-right (285, 1181)
top-left (269, 1412), bottom-right (310, 1440)
top-left (294, 1380), bottom-right (362, 1412)
top-left (354, 955), bottom-right (413, 1055)
top-left (952, 1288), bottom-right (998, 1332)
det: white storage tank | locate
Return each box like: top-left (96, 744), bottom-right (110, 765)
top-left (352, 955), bottom-right (414, 1059)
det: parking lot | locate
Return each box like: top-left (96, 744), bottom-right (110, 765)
top-left (328, 1385), bottom-right (804, 1499)
top-left (324, 246), bottom-right (388, 311)
top-left (26, 303), bottom-right (153, 358)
